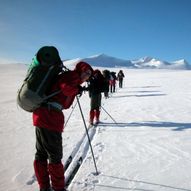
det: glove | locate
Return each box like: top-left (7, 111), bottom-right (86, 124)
top-left (78, 86), bottom-right (89, 97)
top-left (78, 86), bottom-right (85, 97)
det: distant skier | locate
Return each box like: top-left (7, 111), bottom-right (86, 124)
top-left (102, 69), bottom-right (110, 98)
top-left (88, 69), bottom-right (106, 125)
top-left (109, 72), bottom-right (117, 93)
top-left (117, 70), bottom-right (125, 88)
top-left (33, 54), bottom-right (93, 191)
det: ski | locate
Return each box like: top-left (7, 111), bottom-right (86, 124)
top-left (64, 156), bottom-right (73, 171)
top-left (65, 124), bottom-right (98, 188)
top-left (65, 157), bottom-right (83, 187)
top-left (64, 124), bottom-right (93, 171)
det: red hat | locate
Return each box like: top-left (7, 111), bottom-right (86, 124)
top-left (75, 61), bottom-right (93, 74)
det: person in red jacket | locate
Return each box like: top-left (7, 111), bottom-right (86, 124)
top-left (33, 61), bottom-right (93, 191)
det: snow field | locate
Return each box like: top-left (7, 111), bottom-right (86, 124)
top-left (0, 65), bottom-right (191, 191)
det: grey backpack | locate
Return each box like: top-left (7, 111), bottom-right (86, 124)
top-left (17, 46), bottom-right (64, 112)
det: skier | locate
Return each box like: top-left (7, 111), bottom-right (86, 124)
top-left (117, 70), bottom-right (125, 88)
top-left (109, 72), bottom-right (117, 93)
top-left (33, 61), bottom-right (93, 191)
top-left (102, 70), bottom-right (110, 99)
top-left (88, 69), bottom-right (105, 125)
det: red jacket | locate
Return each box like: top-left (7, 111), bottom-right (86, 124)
top-left (33, 70), bottom-right (80, 132)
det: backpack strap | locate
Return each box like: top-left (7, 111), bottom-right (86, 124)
top-left (36, 65), bottom-right (55, 94)
top-left (47, 102), bottom-right (63, 111)
top-left (43, 90), bottom-right (62, 100)
top-left (42, 101), bottom-right (63, 111)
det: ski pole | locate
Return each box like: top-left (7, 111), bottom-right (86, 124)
top-left (101, 105), bottom-right (118, 125)
top-left (64, 101), bottom-right (77, 128)
top-left (76, 96), bottom-right (99, 175)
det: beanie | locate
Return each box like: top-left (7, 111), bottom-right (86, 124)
top-left (75, 61), bottom-right (93, 74)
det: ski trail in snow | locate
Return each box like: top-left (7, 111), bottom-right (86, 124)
top-left (68, 125), bottom-right (106, 190)
top-left (12, 167), bottom-right (37, 188)
top-left (26, 174), bottom-right (37, 185)
top-left (65, 126), bottom-right (97, 185)
top-left (12, 169), bottom-right (24, 183)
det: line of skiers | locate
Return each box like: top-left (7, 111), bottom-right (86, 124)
top-left (19, 46), bottom-right (125, 191)
top-left (86, 69), bottom-right (125, 124)
top-left (102, 69), bottom-right (125, 98)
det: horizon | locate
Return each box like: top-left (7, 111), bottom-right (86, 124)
top-left (0, 0), bottom-right (191, 64)
top-left (1, 53), bottom-right (190, 67)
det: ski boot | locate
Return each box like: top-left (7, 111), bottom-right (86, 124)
top-left (40, 188), bottom-right (52, 191)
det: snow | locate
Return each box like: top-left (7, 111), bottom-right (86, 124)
top-left (1, 64), bottom-right (191, 191)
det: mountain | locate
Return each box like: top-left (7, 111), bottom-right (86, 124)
top-left (171, 59), bottom-right (191, 70)
top-left (63, 54), bottom-right (191, 70)
top-left (131, 57), bottom-right (191, 69)
top-left (82, 54), bottom-right (133, 68)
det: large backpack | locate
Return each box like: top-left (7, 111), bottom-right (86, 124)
top-left (17, 46), bottom-right (64, 112)
top-left (102, 70), bottom-right (110, 81)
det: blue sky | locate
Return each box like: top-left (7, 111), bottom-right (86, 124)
top-left (0, 0), bottom-right (191, 64)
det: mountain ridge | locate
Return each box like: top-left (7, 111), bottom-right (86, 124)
top-left (63, 54), bottom-right (191, 70)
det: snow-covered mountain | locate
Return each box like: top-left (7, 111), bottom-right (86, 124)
top-left (83, 54), bottom-right (133, 68)
top-left (132, 57), bottom-right (191, 69)
top-left (63, 54), bottom-right (191, 70)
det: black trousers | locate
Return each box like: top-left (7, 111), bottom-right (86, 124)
top-left (35, 127), bottom-right (63, 164)
top-left (119, 79), bottom-right (123, 88)
top-left (90, 93), bottom-right (101, 110)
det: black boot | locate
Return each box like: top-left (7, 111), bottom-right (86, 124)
top-left (40, 188), bottom-right (52, 191)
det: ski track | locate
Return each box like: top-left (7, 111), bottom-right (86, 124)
top-left (66, 126), bottom-right (98, 187)
top-left (26, 174), bottom-right (37, 185)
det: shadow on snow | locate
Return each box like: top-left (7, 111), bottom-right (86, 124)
top-left (111, 93), bottom-right (166, 99)
top-left (74, 173), bottom-right (191, 191)
top-left (99, 121), bottom-right (191, 131)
